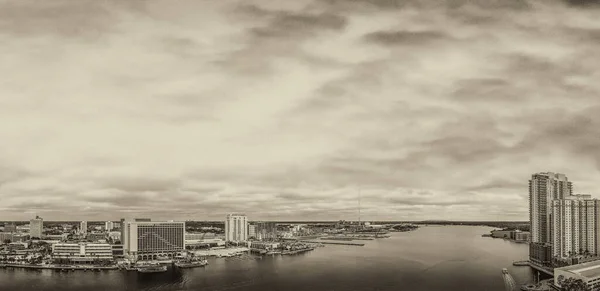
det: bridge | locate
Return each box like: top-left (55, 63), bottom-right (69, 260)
top-left (502, 268), bottom-right (518, 291)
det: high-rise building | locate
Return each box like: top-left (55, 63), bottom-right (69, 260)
top-left (120, 218), bottom-right (125, 243)
top-left (529, 172), bottom-right (573, 265)
top-left (30, 216), bottom-right (43, 239)
top-left (105, 221), bottom-right (114, 231)
top-left (79, 221), bottom-right (88, 235)
top-left (255, 222), bottom-right (278, 241)
top-left (225, 214), bottom-right (248, 242)
top-left (122, 220), bottom-right (185, 261)
top-left (552, 195), bottom-right (600, 258)
top-left (248, 224), bottom-right (256, 239)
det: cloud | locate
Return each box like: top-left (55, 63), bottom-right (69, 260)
top-left (1, 0), bottom-right (599, 221)
top-left (363, 30), bottom-right (448, 46)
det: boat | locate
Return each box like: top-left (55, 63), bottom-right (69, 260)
top-left (137, 263), bottom-right (167, 273)
top-left (513, 260), bottom-right (530, 266)
top-left (174, 259), bottom-right (208, 268)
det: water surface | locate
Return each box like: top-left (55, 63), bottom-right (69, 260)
top-left (0, 226), bottom-right (535, 291)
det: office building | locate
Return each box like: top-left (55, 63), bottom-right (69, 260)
top-left (51, 243), bottom-right (113, 264)
top-left (105, 221), bottom-right (114, 231)
top-left (122, 220), bottom-right (185, 261)
top-left (79, 221), bottom-right (88, 235)
top-left (529, 172), bottom-right (573, 265)
top-left (552, 195), bottom-right (600, 258)
top-left (256, 222), bottom-right (278, 241)
top-left (225, 214), bottom-right (248, 242)
top-left (30, 216), bottom-right (43, 239)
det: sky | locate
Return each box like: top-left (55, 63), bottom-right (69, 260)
top-left (1, 0), bottom-right (600, 221)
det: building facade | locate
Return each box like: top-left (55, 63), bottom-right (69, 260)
top-left (30, 216), bottom-right (43, 239)
top-left (51, 243), bottom-right (113, 264)
top-left (248, 224), bottom-right (256, 239)
top-left (4, 223), bottom-right (16, 233)
top-left (225, 214), bottom-right (248, 242)
top-left (122, 220), bottom-right (185, 261)
top-left (79, 221), bottom-right (88, 235)
top-left (105, 221), bottom-right (114, 231)
top-left (552, 195), bottom-right (600, 258)
top-left (255, 222), bottom-right (277, 241)
top-left (555, 260), bottom-right (600, 291)
top-left (529, 172), bottom-right (573, 265)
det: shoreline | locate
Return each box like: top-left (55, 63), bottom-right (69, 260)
top-left (1, 264), bottom-right (118, 271)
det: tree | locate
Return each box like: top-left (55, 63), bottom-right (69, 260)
top-left (561, 278), bottom-right (590, 291)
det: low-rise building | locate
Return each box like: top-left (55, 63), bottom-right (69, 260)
top-left (555, 260), bottom-right (600, 290)
top-left (87, 233), bottom-right (106, 242)
top-left (490, 229), bottom-right (513, 239)
top-left (0, 232), bottom-right (14, 243)
top-left (51, 243), bottom-right (113, 264)
top-left (249, 241), bottom-right (280, 250)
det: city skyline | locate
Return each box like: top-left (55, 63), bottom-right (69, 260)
top-left (2, 0), bottom-right (600, 221)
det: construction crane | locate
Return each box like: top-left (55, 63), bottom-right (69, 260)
top-left (502, 268), bottom-right (517, 291)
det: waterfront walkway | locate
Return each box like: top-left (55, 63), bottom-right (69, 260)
top-left (1, 264), bottom-right (118, 271)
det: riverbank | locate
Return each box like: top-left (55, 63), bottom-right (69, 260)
top-left (1, 263), bottom-right (118, 271)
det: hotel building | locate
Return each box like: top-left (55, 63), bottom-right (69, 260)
top-left (122, 220), bottom-right (185, 261)
top-left (529, 172), bottom-right (572, 266)
top-left (225, 214), bottom-right (248, 242)
top-left (30, 216), bottom-right (43, 239)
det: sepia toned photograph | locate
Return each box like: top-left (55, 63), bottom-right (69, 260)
top-left (1, 0), bottom-right (599, 290)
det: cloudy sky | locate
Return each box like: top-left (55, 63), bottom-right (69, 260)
top-left (1, 0), bottom-right (599, 221)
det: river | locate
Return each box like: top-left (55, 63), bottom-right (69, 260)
top-left (0, 226), bottom-right (536, 291)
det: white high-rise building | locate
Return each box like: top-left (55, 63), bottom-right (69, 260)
top-left (552, 195), bottom-right (600, 258)
top-left (105, 221), bottom-right (114, 231)
top-left (122, 219), bottom-right (185, 261)
top-left (79, 221), bottom-right (88, 235)
top-left (225, 214), bottom-right (248, 242)
top-left (30, 216), bottom-right (43, 239)
top-left (529, 172), bottom-right (573, 265)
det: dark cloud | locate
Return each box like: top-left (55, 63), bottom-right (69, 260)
top-left (0, 0), bottom-right (116, 38)
top-left (250, 13), bottom-right (347, 39)
top-left (363, 30), bottom-right (448, 46)
top-left (96, 177), bottom-right (180, 193)
top-left (563, 0), bottom-right (600, 6)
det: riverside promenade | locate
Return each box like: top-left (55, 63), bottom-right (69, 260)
top-left (1, 264), bottom-right (118, 271)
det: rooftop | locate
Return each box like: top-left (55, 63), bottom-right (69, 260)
top-left (557, 260), bottom-right (600, 279)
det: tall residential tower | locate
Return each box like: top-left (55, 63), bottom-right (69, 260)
top-left (529, 172), bottom-right (573, 266)
top-left (225, 214), bottom-right (248, 242)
